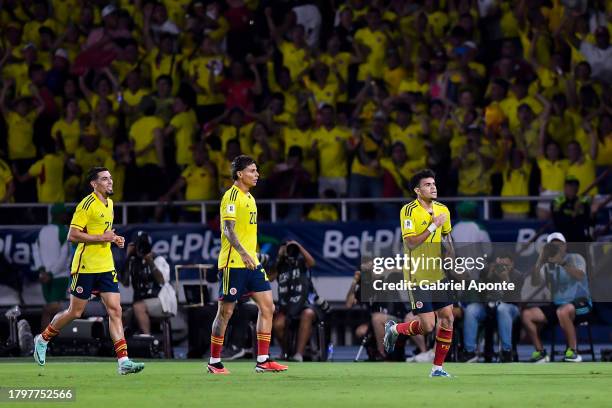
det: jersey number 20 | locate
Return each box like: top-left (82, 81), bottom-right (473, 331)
top-left (249, 212), bottom-right (257, 225)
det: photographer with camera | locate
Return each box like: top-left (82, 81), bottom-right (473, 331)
top-left (461, 253), bottom-right (524, 363)
top-left (346, 265), bottom-right (430, 362)
top-left (521, 232), bottom-right (592, 363)
top-left (269, 240), bottom-right (326, 362)
top-left (122, 232), bottom-right (177, 335)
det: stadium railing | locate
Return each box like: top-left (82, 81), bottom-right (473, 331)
top-left (1, 195), bottom-right (609, 224)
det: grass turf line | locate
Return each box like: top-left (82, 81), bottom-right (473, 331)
top-left (0, 360), bottom-right (610, 408)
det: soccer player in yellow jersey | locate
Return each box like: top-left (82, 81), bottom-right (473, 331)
top-left (207, 156), bottom-right (288, 375)
top-left (34, 167), bottom-right (145, 375)
top-left (383, 169), bottom-right (455, 377)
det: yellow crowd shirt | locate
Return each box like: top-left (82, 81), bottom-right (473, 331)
top-left (170, 110), bottom-right (198, 166)
top-left (354, 27), bottom-right (388, 80)
top-left (567, 156), bottom-right (597, 196)
top-left (537, 157), bottom-right (568, 192)
top-left (182, 164), bottom-right (218, 201)
top-left (6, 112), bottom-right (37, 160)
top-left (28, 153), bottom-right (65, 203)
top-left (129, 116), bottom-right (165, 167)
top-left (501, 163), bottom-right (532, 215)
top-left (52, 118), bottom-right (81, 155)
top-left (313, 126), bottom-right (352, 178)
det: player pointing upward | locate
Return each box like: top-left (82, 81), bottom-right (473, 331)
top-left (208, 155), bottom-right (288, 374)
top-left (34, 167), bottom-right (145, 375)
top-left (384, 169), bottom-right (455, 377)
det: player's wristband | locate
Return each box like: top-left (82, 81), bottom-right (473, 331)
top-left (427, 224), bottom-right (437, 234)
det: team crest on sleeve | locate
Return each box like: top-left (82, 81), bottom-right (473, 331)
top-left (227, 204), bottom-right (236, 215)
top-left (404, 219), bottom-right (413, 229)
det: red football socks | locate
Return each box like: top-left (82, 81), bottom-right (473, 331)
top-left (433, 326), bottom-right (453, 366)
top-left (41, 324), bottom-right (59, 342)
top-left (396, 320), bottom-right (424, 336)
top-left (256, 332), bottom-right (271, 357)
top-left (114, 338), bottom-right (128, 359)
top-left (211, 335), bottom-right (224, 359)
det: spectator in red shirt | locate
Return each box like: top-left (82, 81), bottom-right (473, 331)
top-left (213, 60), bottom-right (262, 112)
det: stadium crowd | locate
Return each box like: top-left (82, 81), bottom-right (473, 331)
top-left (0, 0), bottom-right (610, 223)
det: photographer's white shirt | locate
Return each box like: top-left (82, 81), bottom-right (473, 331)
top-left (154, 256), bottom-right (177, 316)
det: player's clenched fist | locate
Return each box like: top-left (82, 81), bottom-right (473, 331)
top-left (101, 229), bottom-right (117, 242)
top-left (114, 235), bottom-right (125, 248)
top-left (432, 213), bottom-right (447, 227)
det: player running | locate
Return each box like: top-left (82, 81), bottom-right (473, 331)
top-left (33, 167), bottom-right (145, 375)
top-left (207, 155), bottom-right (288, 374)
top-left (383, 169), bottom-right (455, 377)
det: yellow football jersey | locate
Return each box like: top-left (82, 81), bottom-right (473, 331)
top-left (217, 185), bottom-right (258, 269)
top-left (70, 192), bottom-right (115, 274)
top-left (400, 199), bottom-right (452, 283)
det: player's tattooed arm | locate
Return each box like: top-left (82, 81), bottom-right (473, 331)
top-left (442, 232), bottom-right (456, 259)
top-left (442, 233), bottom-right (460, 279)
top-left (223, 220), bottom-right (247, 254)
top-left (224, 220), bottom-right (257, 269)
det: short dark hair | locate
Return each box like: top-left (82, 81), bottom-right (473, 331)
top-left (87, 167), bottom-right (109, 183)
top-left (410, 169), bottom-right (436, 191)
top-left (231, 155), bottom-right (256, 180)
top-left (495, 252), bottom-right (514, 262)
top-left (156, 74), bottom-right (173, 87)
top-left (287, 146), bottom-right (303, 161)
top-left (565, 177), bottom-right (580, 187)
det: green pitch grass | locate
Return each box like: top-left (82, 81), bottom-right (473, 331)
top-left (0, 359), bottom-right (610, 408)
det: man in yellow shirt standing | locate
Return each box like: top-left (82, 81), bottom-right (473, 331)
top-left (266, 9), bottom-right (311, 81)
top-left (536, 120), bottom-right (569, 219)
top-left (354, 8), bottom-right (389, 82)
top-left (129, 96), bottom-right (166, 200)
top-left (164, 95), bottom-right (199, 168)
top-left (349, 111), bottom-right (388, 220)
top-left (501, 149), bottom-right (532, 219)
top-left (1, 78), bottom-right (45, 202)
top-left (566, 134), bottom-right (598, 197)
top-left (18, 140), bottom-right (65, 203)
top-left (312, 105), bottom-right (352, 197)
top-left (160, 143), bottom-right (218, 222)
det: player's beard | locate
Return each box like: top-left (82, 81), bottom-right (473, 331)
top-left (107, 188), bottom-right (114, 196)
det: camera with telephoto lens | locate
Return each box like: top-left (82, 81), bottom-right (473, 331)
top-left (136, 232), bottom-right (152, 256)
top-left (492, 262), bottom-right (509, 275)
top-left (282, 242), bottom-right (302, 267)
top-left (542, 242), bottom-right (561, 264)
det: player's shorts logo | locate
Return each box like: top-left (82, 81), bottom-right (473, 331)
top-left (76, 286), bottom-right (83, 294)
top-left (230, 287), bottom-right (237, 295)
top-left (416, 301), bottom-right (423, 309)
